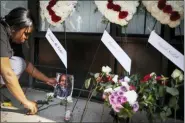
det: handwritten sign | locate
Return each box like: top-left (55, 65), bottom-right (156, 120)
top-left (148, 31), bottom-right (184, 71)
top-left (101, 30), bottom-right (131, 74)
top-left (46, 28), bottom-right (67, 68)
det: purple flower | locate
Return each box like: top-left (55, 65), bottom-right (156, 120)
top-left (112, 91), bottom-right (118, 96)
top-left (118, 91), bottom-right (124, 96)
top-left (118, 78), bottom-right (124, 83)
top-left (121, 86), bottom-right (127, 92)
top-left (121, 96), bottom-right (127, 103)
top-left (109, 95), bottom-right (116, 105)
top-left (132, 102), bottom-right (139, 112)
top-left (116, 96), bottom-right (122, 104)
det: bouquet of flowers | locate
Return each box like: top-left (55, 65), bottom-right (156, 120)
top-left (136, 69), bottom-right (184, 122)
top-left (85, 66), bottom-right (139, 119)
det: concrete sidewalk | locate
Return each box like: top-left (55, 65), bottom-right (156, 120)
top-left (0, 88), bottom-right (184, 122)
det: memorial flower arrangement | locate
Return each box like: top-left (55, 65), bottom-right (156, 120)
top-left (40, 0), bottom-right (77, 26)
top-left (142, 0), bottom-right (184, 28)
top-left (85, 66), bottom-right (184, 121)
top-left (94, 0), bottom-right (139, 26)
top-left (136, 69), bottom-right (184, 122)
top-left (85, 66), bottom-right (139, 118)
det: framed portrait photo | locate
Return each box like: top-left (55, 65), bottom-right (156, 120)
top-left (54, 73), bottom-right (74, 101)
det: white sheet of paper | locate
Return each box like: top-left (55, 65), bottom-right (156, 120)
top-left (101, 30), bottom-right (131, 74)
top-left (45, 28), bottom-right (67, 68)
top-left (149, 31), bottom-right (184, 71)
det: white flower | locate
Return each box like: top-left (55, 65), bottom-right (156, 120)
top-left (124, 76), bottom-right (130, 82)
top-left (112, 75), bottom-right (118, 83)
top-left (143, 1), bottom-right (183, 28)
top-left (102, 66), bottom-right (112, 74)
top-left (95, 1), bottom-right (139, 26)
top-left (179, 74), bottom-right (184, 82)
top-left (67, 96), bottom-right (73, 103)
top-left (40, 1), bottom-right (77, 26)
top-left (113, 87), bottom-right (121, 92)
top-left (94, 73), bottom-right (100, 78)
top-left (171, 69), bottom-right (183, 80)
top-left (121, 82), bottom-right (130, 90)
top-left (46, 92), bottom-right (54, 98)
top-left (124, 90), bottom-right (138, 105)
top-left (169, 20), bottom-right (181, 28)
top-left (104, 88), bottom-right (113, 93)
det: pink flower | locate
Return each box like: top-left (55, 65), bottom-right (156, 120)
top-left (116, 96), bottom-right (122, 104)
top-left (129, 85), bottom-right (136, 91)
top-left (102, 94), bottom-right (107, 99)
top-left (109, 95), bottom-right (116, 105)
top-left (132, 102), bottom-right (139, 112)
top-left (120, 86), bottom-right (127, 92)
top-left (118, 91), bottom-right (124, 96)
top-left (112, 91), bottom-right (118, 96)
top-left (156, 76), bottom-right (162, 81)
top-left (120, 96), bottom-right (127, 104)
top-left (112, 104), bottom-right (123, 112)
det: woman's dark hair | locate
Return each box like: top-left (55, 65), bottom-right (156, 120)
top-left (0, 7), bottom-right (34, 35)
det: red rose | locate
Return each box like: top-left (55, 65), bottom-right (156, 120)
top-left (49, 9), bottom-right (55, 16)
top-left (107, 2), bottom-right (114, 9)
top-left (129, 85), bottom-right (136, 90)
top-left (163, 5), bottom-right (172, 14)
top-left (46, 5), bottom-right (52, 10)
top-left (107, 75), bottom-right (112, 81)
top-left (113, 4), bottom-right (121, 12)
top-left (170, 11), bottom-right (180, 21)
top-left (118, 11), bottom-right (128, 19)
top-left (108, 0), bottom-right (113, 3)
top-left (158, 0), bottom-right (166, 10)
top-left (141, 74), bottom-right (151, 82)
top-left (51, 15), bottom-right (61, 22)
top-left (49, 0), bottom-right (57, 7)
top-left (156, 76), bottom-right (162, 81)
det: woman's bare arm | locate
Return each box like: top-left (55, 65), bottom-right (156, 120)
top-left (0, 57), bottom-right (28, 105)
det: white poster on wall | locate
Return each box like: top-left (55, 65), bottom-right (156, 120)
top-left (101, 30), bottom-right (131, 74)
top-left (45, 28), bottom-right (67, 68)
top-left (148, 30), bottom-right (184, 71)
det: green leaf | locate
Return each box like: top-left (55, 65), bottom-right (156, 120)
top-left (168, 97), bottom-right (177, 108)
top-left (166, 87), bottom-right (179, 96)
top-left (118, 108), bottom-right (132, 119)
top-left (92, 89), bottom-right (98, 97)
top-left (159, 86), bottom-right (165, 97)
top-left (165, 107), bottom-right (172, 116)
top-left (160, 111), bottom-right (167, 121)
top-left (85, 78), bottom-right (91, 89)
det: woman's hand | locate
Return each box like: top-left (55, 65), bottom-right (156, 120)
top-left (46, 78), bottom-right (57, 87)
top-left (23, 100), bottom-right (38, 115)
